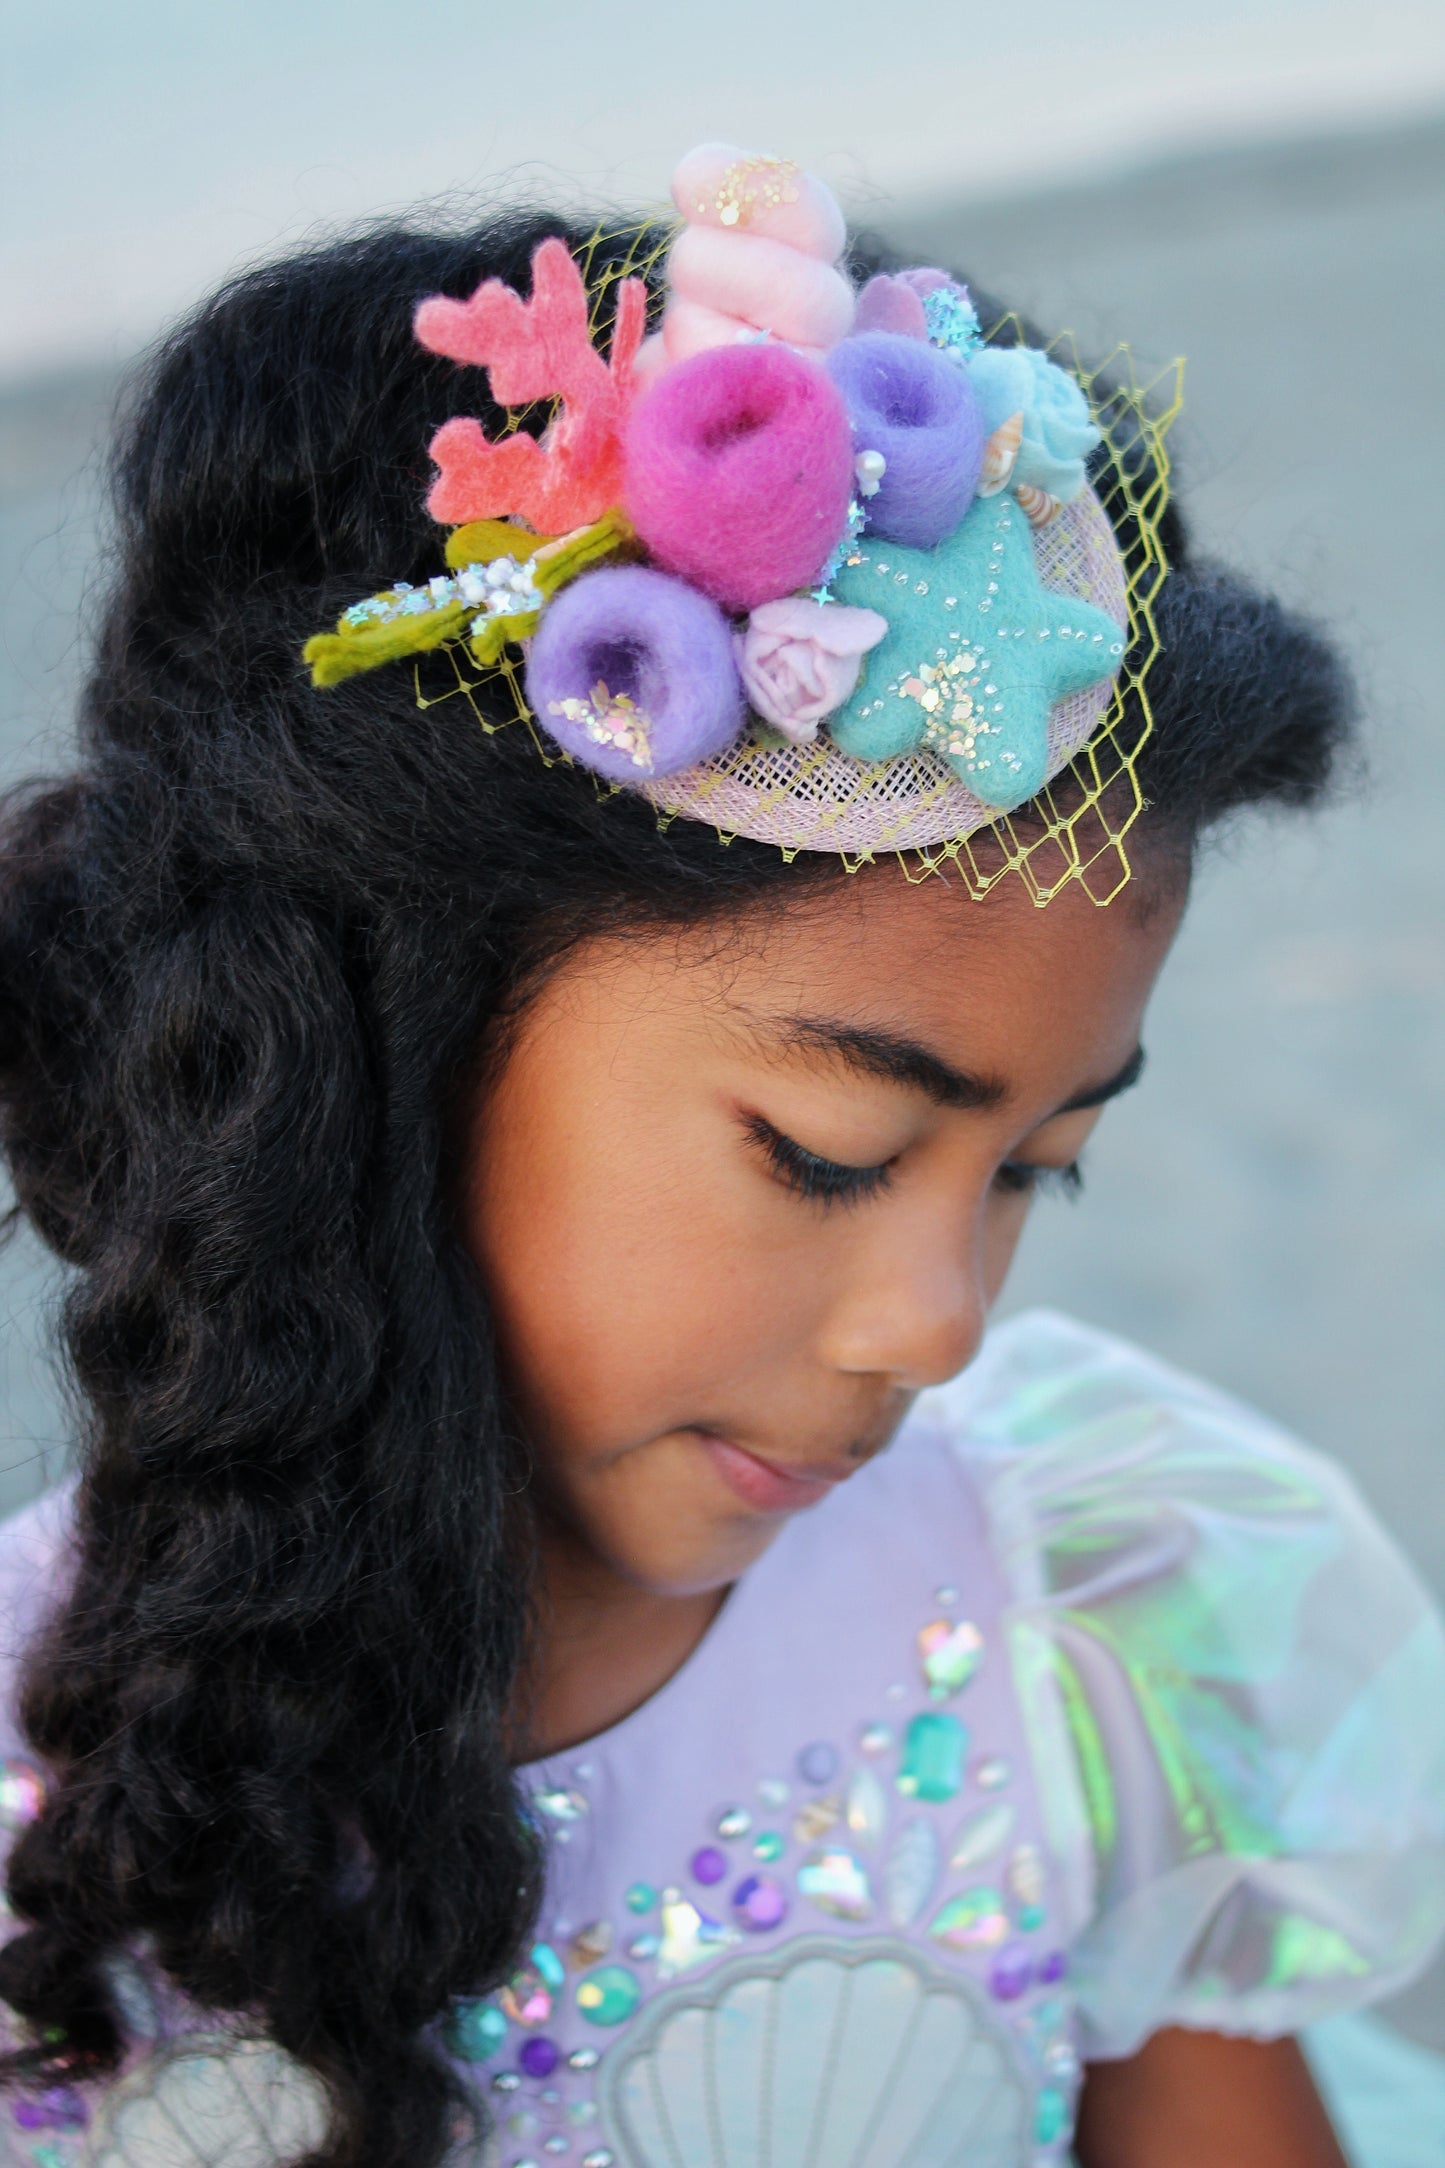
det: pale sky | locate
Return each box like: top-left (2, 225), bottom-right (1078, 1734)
top-left (2, 0), bottom-right (1443, 381)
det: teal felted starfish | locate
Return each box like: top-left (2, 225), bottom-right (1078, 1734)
top-left (828, 493), bottom-right (1126, 810)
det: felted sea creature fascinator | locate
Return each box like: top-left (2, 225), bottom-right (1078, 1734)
top-left (306, 145), bottom-right (1181, 898)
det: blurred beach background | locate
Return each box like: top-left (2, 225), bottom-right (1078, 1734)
top-left (2, 0), bottom-right (1443, 2045)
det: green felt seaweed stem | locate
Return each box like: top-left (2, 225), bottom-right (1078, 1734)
top-left (303, 598), bottom-right (469, 688)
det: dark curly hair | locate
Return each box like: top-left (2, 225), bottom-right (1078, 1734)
top-left (0, 205), bottom-right (1353, 2167)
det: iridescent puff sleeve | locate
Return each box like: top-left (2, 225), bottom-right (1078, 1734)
top-left (959, 1311), bottom-right (1445, 2058)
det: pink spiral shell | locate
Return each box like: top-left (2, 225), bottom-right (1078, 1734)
top-left (643, 144), bottom-right (856, 383)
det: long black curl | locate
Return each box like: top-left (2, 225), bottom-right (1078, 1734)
top-left (0, 207), bottom-right (1352, 2166)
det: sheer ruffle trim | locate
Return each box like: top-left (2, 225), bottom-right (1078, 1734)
top-left (933, 1310), bottom-right (1445, 2057)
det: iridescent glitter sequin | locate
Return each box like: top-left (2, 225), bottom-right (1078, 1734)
top-left (656, 1889), bottom-right (738, 1977)
top-left (624, 1881), bottom-right (656, 1914)
top-left (752, 1829), bottom-right (785, 1862)
top-left (500, 1944), bottom-right (566, 2027)
top-left (697, 153), bottom-right (801, 229)
top-left (858, 1721), bottom-right (893, 1758)
top-left (0, 1759), bottom-right (46, 1832)
top-left (341, 556), bottom-right (543, 636)
top-left (533, 1787), bottom-right (589, 1826)
top-left (929, 1886), bottom-right (1009, 1952)
top-left (974, 1755), bottom-right (1012, 1791)
top-left (797, 1846), bottom-right (873, 1922)
top-left (715, 1806), bottom-right (751, 1840)
top-left (917, 1618), bottom-right (984, 1700)
top-left (548, 682), bottom-right (653, 772)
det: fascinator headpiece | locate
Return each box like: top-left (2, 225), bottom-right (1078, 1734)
top-left (306, 146), bottom-right (1180, 900)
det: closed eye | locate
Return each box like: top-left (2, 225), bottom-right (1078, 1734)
top-left (994, 1159), bottom-right (1084, 1199)
top-left (745, 1114), bottom-right (894, 1207)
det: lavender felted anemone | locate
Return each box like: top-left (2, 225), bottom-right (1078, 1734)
top-left (526, 565), bottom-right (744, 783)
top-left (622, 343), bottom-right (854, 612)
top-left (826, 332), bottom-right (987, 550)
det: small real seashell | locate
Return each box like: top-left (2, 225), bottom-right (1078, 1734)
top-left (569, 1919), bottom-right (613, 1969)
top-left (976, 411), bottom-right (1023, 497)
top-left (1016, 482), bottom-right (1063, 528)
top-left (792, 1793), bottom-right (841, 1844)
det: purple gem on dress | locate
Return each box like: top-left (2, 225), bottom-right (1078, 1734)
top-left (519, 2036), bottom-right (560, 2080)
top-left (691, 1845), bottom-right (727, 1886)
top-left (14, 2087), bottom-right (88, 2131)
top-left (988, 1942), bottom-right (1033, 2001)
top-left (732, 1874), bottom-right (789, 1932)
top-left (1038, 1948), bottom-right (1069, 1985)
top-left (797, 1742), bottom-right (838, 1786)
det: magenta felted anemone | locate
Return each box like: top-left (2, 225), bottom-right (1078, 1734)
top-left (525, 565), bottom-right (744, 783)
top-left (825, 332), bottom-right (987, 550)
top-left (622, 344), bottom-right (854, 613)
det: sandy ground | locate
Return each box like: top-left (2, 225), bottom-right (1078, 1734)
top-left (1, 115), bottom-right (1442, 2042)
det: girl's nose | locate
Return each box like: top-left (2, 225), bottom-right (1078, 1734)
top-left (818, 1221), bottom-right (987, 1392)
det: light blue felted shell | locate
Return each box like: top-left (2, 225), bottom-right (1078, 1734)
top-left (598, 1934), bottom-right (1033, 2167)
top-left (828, 493), bottom-right (1125, 811)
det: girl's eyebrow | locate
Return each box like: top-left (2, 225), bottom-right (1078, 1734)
top-left (760, 1016), bottom-right (1146, 1117)
top-left (1054, 1042), bottom-right (1147, 1113)
top-left (765, 1016), bottom-right (1007, 1110)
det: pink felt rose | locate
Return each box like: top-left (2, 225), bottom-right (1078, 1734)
top-left (735, 598), bottom-right (888, 744)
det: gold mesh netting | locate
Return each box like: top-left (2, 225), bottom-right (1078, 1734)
top-left (421, 226), bottom-right (1184, 907)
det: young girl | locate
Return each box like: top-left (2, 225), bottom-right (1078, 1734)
top-left (0, 144), bottom-right (1440, 2168)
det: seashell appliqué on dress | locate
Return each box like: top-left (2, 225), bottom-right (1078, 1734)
top-left (599, 1935), bottom-right (1030, 2167)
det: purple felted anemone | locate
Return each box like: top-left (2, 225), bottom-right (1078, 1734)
top-left (825, 332), bottom-right (987, 549)
top-left (623, 343), bottom-right (854, 612)
top-left (526, 565), bottom-right (744, 783)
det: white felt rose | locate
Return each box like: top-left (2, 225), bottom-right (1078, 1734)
top-left (736, 600), bottom-right (889, 744)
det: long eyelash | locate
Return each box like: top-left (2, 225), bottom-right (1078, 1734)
top-left (995, 1159), bottom-right (1085, 1199)
top-left (745, 1115), bottom-right (894, 1207)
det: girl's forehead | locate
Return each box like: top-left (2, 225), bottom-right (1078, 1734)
top-left (528, 867), bottom-right (1179, 1106)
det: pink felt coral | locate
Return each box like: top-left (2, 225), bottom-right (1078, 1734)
top-left (415, 237), bottom-right (646, 533)
top-left (623, 343), bottom-right (853, 613)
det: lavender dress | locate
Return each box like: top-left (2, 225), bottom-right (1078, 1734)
top-left (2, 1312), bottom-right (1443, 2168)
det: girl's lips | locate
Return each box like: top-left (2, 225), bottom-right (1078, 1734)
top-left (695, 1431), bottom-right (844, 1514)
